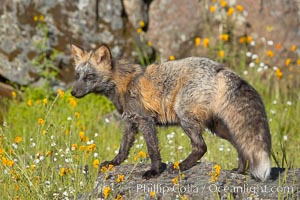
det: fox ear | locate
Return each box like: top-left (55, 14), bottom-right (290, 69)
top-left (93, 45), bottom-right (112, 69)
top-left (71, 44), bottom-right (85, 65)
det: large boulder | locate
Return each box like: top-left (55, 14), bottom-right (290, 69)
top-left (146, 0), bottom-right (203, 61)
top-left (0, 0), bottom-right (128, 86)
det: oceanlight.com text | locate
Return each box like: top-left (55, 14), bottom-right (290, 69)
top-left (136, 183), bottom-right (295, 196)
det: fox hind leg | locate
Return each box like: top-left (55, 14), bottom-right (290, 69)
top-left (177, 118), bottom-right (207, 171)
top-left (211, 118), bottom-right (247, 174)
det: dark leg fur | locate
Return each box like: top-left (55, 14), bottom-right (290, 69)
top-left (172, 119), bottom-right (207, 172)
top-left (231, 154), bottom-right (246, 174)
top-left (212, 118), bottom-right (247, 174)
top-left (100, 122), bottom-right (138, 169)
top-left (138, 118), bottom-right (166, 179)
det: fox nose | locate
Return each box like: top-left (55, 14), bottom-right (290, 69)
top-left (71, 90), bottom-right (76, 96)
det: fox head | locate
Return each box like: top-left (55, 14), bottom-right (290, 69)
top-left (71, 44), bottom-right (114, 98)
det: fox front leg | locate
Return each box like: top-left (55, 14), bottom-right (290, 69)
top-left (138, 118), bottom-right (167, 179)
top-left (99, 122), bottom-right (138, 169)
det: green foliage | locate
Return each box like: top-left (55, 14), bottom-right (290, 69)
top-left (31, 17), bottom-right (61, 87)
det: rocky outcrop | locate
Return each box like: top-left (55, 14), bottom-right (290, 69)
top-left (145, 0), bottom-right (204, 61)
top-left (80, 162), bottom-right (300, 199)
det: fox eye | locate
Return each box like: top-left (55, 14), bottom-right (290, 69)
top-left (85, 74), bottom-right (96, 81)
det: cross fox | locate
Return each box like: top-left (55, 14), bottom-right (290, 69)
top-left (71, 44), bottom-right (271, 181)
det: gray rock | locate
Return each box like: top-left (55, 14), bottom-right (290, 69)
top-left (80, 162), bottom-right (300, 200)
top-left (123, 0), bottom-right (150, 29)
top-left (98, 0), bottom-right (124, 30)
top-left (0, 0), bottom-right (130, 88)
top-left (146, 0), bottom-right (203, 61)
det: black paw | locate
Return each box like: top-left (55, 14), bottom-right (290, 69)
top-left (231, 168), bottom-right (245, 174)
top-left (142, 170), bottom-right (160, 179)
top-left (159, 163), bottom-right (167, 173)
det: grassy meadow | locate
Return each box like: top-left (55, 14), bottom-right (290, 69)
top-left (1, 1), bottom-right (300, 199)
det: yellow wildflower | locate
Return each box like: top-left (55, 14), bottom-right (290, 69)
top-left (173, 161), bottom-right (180, 170)
top-left (195, 37), bottom-right (201, 47)
top-left (291, 45), bottom-right (297, 52)
top-left (1, 157), bottom-right (15, 167)
top-left (75, 112), bottom-right (80, 118)
top-left (150, 191), bottom-right (156, 197)
top-left (103, 186), bottom-right (111, 199)
top-left (246, 36), bottom-right (252, 43)
top-left (11, 91), bottom-right (17, 98)
top-left (60, 167), bottom-right (67, 176)
top-left (138, 151), bottom-right (147, 158)
top-left (72, 144), bottom-right (78, 151)
top-left (181, 195), bottom-right (188, 200)
top-left (276, 68), bottom-right (283, 79)
top-left (285, 58), bottom-right (291, 66)
top-left (33, 15), bottom-right (38, 22)
top-left (68, 97), bottom-right (77, 107)
top-left (108, 164), bottom-right (114, 171)
top-left (297, 59), bottom-right (300, 66)
top-left (15, 184), bottom-right (21, 191)
top-left (38, 118), bottom-right (45, 126)
top-left (39, 15), bottom-right (45, 21)
top-left (42, 98), bottom-right (47, 106)
top-left (42, 129), bottom-right (47, 135)
top-left (147, 41), bottom-right (152, 46)
top-left (236, 4), bottom-right (243, 12)
top-left (46, 150), bottom-right (51, 157)
top-left (6, 159), bottom-right (14, 167)
top-left (27, 100), bottom-right (33, 106)
top-left (214, 165), bottom-right (221, 176)
top-left (181, 173), bottom-right (185, 179)
top-left (220, 0), bottom-right (227, 7)
top-left (227, 7), bottom-right (234, 16)
top-left (169, 55), bottom-right (175, 61)
top-left (139, 20), bottom-right (145, 28)
top-left (14, 136), bottom-right (22, 143)
top-left (79, 145), bottom-right (86, 151)
top-left (30, 164), bottom-right (36, 171)
top-left (93, 159), bottom-right (100, 169)
top-left (203, 38), bottom-right (210, 48)
top-left (209, 5), bottom-right (216, 13)
top-left (276, 43), bottom-right (282, 49)
top-left (79, 131), bottom-right (85, 141)
top-left (219, 34), bottom-right (229, 41)
top-left (14, 184), bottom-right (19, 192)
top-left (266, 50), bottom-right (274, 57)
top-left (115, 194), bottom-right (123, 200)
top-left (137, 28), bottom-right (143, 34)
top-left (239, 36), bottom-right (246, 44)
top-left (0, 148), bottom-right (4, 155)
top-left (100, 166), bottom-right (108, 173)
top-left (172, 176), bottom-right (178, 185)
top-left (211, 175), bottom-right (218, 182)
top-left (218, 50), bottom-right (225, 58)
top-left (116, 174), bottom-right (125, 183)
top-left (57, 89), bottom-right (64, 98)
